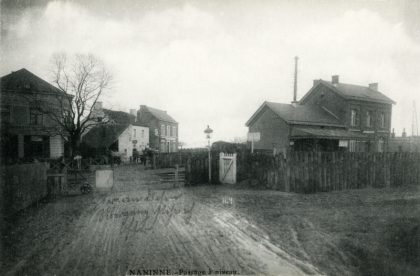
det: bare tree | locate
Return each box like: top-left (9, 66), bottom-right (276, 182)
top-left (35, 53), bottom-right (112, 156)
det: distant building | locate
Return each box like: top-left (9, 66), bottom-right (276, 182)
top-left (389, 135), bottom-right (420, 152)
top-left (137, 105), bottom-right (178, 152)
top-left (82, 107), bottom-right (149, 161)
top-left (246, 75), bottom-right (395, 154)
top-left (0, 68), bottom-right (72, 162)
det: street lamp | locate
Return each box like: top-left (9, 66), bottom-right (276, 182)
top-left (204, 125), bottom-right (213, 184)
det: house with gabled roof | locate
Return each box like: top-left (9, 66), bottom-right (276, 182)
top-left (137, 105), bottom-right (178, 152)
top-left (246, 75), bottom-right (395, 154)
top-left (0, 68), bottom-right (72, 162)
top-left (82, 106), bottom-right (149, 161)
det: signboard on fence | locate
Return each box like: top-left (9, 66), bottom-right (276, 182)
top-left (248, 132), bottom-right (261, 153)
top-left (247, 132), bottom-right (261, 142)
top-left (339, 140), bottom-right (349, 147)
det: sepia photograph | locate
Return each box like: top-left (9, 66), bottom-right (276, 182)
top-left (1, 0), bottom-right (420, 275)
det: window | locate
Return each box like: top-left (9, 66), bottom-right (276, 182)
top-left (1, 105), bottom-right (11, 123)
top-left (377, 138), bottom-right (385, 152)
top-left (349, 140), bottom-right (357, 152)
top-left (366, 111), bottom-right (373, 128)
top-left (141, 129), bottom-right (144, 138)
top-left (30, 108), bottom-right (43, 125)
top-left (379, 113), bottom-right (385, 128)
top-left (167, 125), bottom-right (170, 137)
top-left (172, 126), bottom-right (176, 137)
top-left (134, 129), bottom-right (137, 138)
top-left (24, 135), bottom-right (49, 158)
top-left (350, 109), bottom-right (359, 127)
top-left (161, 124), bottom-right (165, 136)
top-left (14, 106), bottom-right (29, 125)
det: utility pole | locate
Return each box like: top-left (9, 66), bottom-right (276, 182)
top-left (413, 101), bottom-right (418, 137)
top-left (293, 56), bottom-right (299, 104)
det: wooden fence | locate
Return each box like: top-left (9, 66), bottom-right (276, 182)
top-left (154, 152), bottom-right (190, 169)
top-left (185, 152), bottom-right (220, 185)
top-left (150, 151), bottom-right (420, 192)
top-left (247, 152), bottom-right (420, 193)
top-left (1, 162), bottom-right (49, 216)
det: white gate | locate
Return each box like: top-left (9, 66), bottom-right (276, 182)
top-left (219, 152), bottom-right (237, 184)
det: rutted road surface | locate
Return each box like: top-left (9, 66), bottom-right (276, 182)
top-left (2, 165), bottom-right (321, 276)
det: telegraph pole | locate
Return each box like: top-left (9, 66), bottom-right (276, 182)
top-left (293, 56), bottom-right (299, 103)
top-left (413, 101), bottom-right (418, 136)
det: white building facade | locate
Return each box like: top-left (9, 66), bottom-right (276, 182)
top-left (116, 124), bottom-right (149, 162)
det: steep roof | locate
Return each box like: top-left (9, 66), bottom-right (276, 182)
top-left (246, 101), bottom-right (344, 127)
top-left (83, 108), bottom-right (148, 148)
top-left (82, 124), bottom-right (128, 148)
top-left (0, 68), bottom-right (70, 97)
top-left (141, 105), bottom-right (177, 123)
top-left (103, 108), bottom-right (136, 125)
top-left (301, 80), bottom-right (395, 104)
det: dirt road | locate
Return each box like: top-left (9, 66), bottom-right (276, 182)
top-left (1, 166), bottom-right (321, 276)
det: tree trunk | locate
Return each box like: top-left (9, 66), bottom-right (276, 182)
top-left (69, 134), bottom-right (82, 157)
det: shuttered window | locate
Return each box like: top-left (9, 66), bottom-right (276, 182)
top-left (1, 105), bottom-right (11, 123)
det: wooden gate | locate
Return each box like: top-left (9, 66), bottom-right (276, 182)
top-left (219, 153), bottom-right (237, 184)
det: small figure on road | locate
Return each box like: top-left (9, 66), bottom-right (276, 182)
top-left (132, 148), bottom-right (139, 163)
top-left (74, 153), bottom-right (82, 170)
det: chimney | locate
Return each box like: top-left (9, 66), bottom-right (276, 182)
top-left (94, 101), bottom-right (103, 111)
top-left (292, 56), bottom-right (299, 104)
top-left (331, 75), bottom-right (339, 85)
top-left (130, 109), bottom-right (137, 122)
top-left (402, 128), bottom-right (407, 138)
top-left (313, 79), bottom-right (321, 86)
top-left (368, 83), bottom-right (378, 91)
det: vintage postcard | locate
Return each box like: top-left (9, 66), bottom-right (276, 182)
top-left (1, 0), bottom-right (420, 275)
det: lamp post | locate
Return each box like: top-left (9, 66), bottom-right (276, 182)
top-left (204, 125), bottom-right (213, 184)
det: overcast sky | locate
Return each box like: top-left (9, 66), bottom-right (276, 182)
top-left (1, 0), bottom-right (420, 147)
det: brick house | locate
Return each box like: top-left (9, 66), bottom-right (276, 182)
top-left (137, 105), bottom-right (178, 152)
top-left (0, 68), bottom-right (72, 162)
top-left (82, 107), bottom-right (149, 161)
top-left (246, 75), bottom-right (395, 154)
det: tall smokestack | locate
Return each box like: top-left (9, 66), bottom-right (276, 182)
top-left (293, 56), bottom-right (299, 104)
